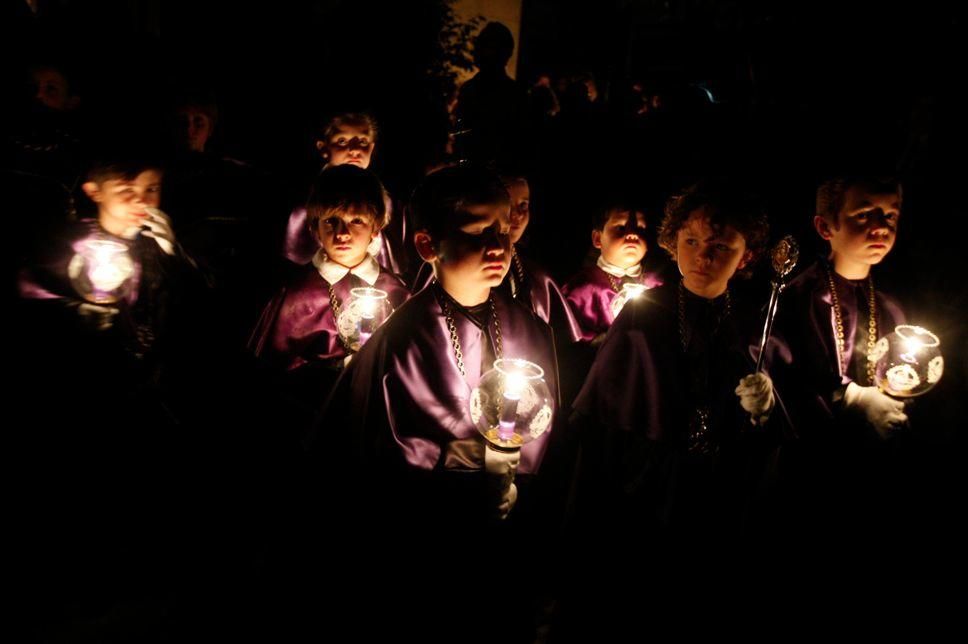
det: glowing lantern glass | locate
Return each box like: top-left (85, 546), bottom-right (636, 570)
top-left (470, 358), bottom-right (554, 450)
top-left (68, 238), bottom-right (135, 304)
top-left (871, 324), bottom-right (943, 398)
top-left (610, 282), bottom-right (648, 319)
top-left (336, 287), bottom-right (392, 351)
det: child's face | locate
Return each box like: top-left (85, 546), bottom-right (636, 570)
top-left (434, 202), bottom-right (512, 292)
top-left (593, 210), bottom-right (648, 269)
top-left (30, 67), bottom-right (73, 112)
top-left (507, 179), bottom-right (530, 244)
top-left (317, 124), bottom-right (375, 168)
top-left (819, 185), bottom-right (899, 268)
top-left (176, 107), bottom-right (213, 153)
top-left (676, 209), bottom-right (751, 298)
top-left (84, 170), bottom-right (163, 236)
top-left (316, 209), bottom-right (379, 268)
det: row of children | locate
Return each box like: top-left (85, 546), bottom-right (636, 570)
top-left (15, 108), bottom-right (911, 634)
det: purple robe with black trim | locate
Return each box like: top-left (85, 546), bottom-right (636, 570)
top-left (562, 264), bottom-right (664, 341)
top-left (763, 258), bottom-right (905, 440)
top-left (314, 285), bottom-right (559, 523)
top-left (248, 263), bottom-right (410, 371)
top-left (761, 260), bottom-right (910, 553)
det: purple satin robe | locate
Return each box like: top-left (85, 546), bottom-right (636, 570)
top-left (562, 264), bottom-right (664, 341)
top-left (248, 265), bottom-right (410, 371)
top-left (763, 259), bottom-right (905, 438)
top-left (319, 285), bottom-right (559, 476)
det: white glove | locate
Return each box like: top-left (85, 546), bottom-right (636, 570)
top-left (141, 207), bottom-right (177, 255)
top-left (484, 444), bottom-right (520, 520)
top-left (735, 372), bottom-right (775, 425)
top-left (843, 382), bottom-right (908, 439)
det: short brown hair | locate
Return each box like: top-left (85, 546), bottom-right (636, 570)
top-left (306, 165), bottom-right (387, 230)
top-left (816, 175), bottom-right (900, 227)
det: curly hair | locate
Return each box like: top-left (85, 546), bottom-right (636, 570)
top-left (658, 181), bottom-right (769, 278)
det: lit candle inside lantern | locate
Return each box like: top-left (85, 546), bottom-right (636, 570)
top-left (611, 282), bottom-right (649, 319)
top-left (71, 238), bottom-right (135, 303)
top-left (499, 369), bottom-right (527, 442)
top-left (351, 287), bottom-right (388, 348)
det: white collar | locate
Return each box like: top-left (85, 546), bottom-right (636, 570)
top-left (366, 232), bottom-right (383, 258)
top-left (312, 250), bottom-right (381, 286)
top-left (597, 255), bottom-right (642, 278)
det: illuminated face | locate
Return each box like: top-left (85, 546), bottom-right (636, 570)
top-left (507, 179), bottom-right (530, 245)
top-left (435, 202), bottom-right (512, 292)
top-left (593, 210), bottom-right (648, 269)
top-left (675, 209), bottom-right (751, 298)
top-left (84, 170), bottom-right (163, 236)
top-left (317, 124), bottom-right (375, 168)
top-left (176, 107), bottom-right (213, 153)
top-left (31, 67), bottom-right (72, 112)
top-left (819, 185), bottom-right (900, 268)
top-left (316, 209), bottom-right (379, 268)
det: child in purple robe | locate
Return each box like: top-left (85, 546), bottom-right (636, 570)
top-left (411, 169), bottom-right (582, 342)
top-left (282, 111), bottom-right (408, 276)
top-left (562, 198), bottom-right (666, 343)
top-left (555, 183), bottom-right (776, 634)
top-left (312, 165), bottom-right (561, 638)
top-left (763, 175), bottom-right (909, 575)
top-left (250, 165), bottom-right (409, 390)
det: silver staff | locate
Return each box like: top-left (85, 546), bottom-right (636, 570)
top-left (755, 235), bottom-right (799, 372)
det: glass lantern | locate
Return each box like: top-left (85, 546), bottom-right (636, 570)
top-left (470, 358), bottom-right (554, 450)
top-left (610, 282), bottom-right (648, 319)
top-left (871, 324), bottom-right (944, 398)
top-left (336, 287), bottom-right (392, 352)
top-left (68, 237), bottom-right (136, 304)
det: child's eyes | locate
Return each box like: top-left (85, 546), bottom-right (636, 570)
top-left (716, 244), bottom-right (730, 252)
top-left (685, 238), bottom-right (698, 246)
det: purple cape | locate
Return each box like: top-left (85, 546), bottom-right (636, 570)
top-left (317, 285), bottom-right (559, 477)
top-left (763, 259), bottom-right (905, 438)
top-left (562, 264), bottom-right (664, 341)
top-left (248, 264), bottom-right (410, 371)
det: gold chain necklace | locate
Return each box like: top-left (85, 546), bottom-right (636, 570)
top-left (510, 245), bottom-right (527, 299)
top-left (606, 273), bottom-right (623, 293)
top-left (327, 282), bottom-right (353, 352)
top-left (438, 285), bottom-right (503, 378)
top-left (824, 263), bottom-right (877, 385)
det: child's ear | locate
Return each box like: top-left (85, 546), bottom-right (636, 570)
top-left (414, 231), bottom-right (438, 262)
top-left (81, 181), bottom-right (102, 203)
top-left (591, 229), bottom-right (603, 249)
top-left (814, 215), bottom-right (834, 240)
top-left (315, 140), bottom-right (328, 157)
top-left (737, 249), bottom-right (754, 271)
